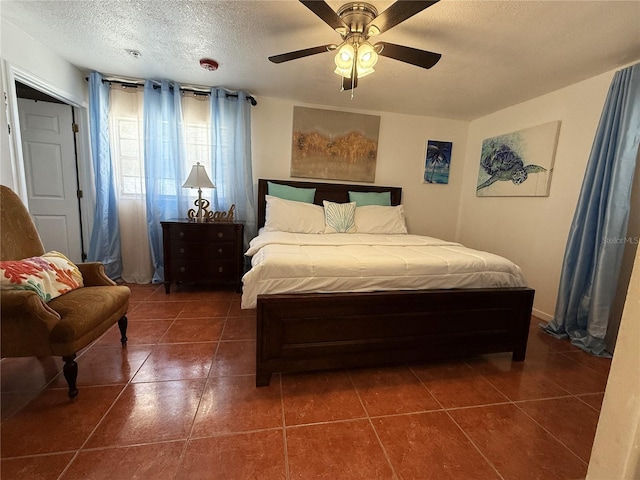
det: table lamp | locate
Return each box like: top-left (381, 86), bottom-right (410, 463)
top-left (182, 162), bottom-right (215, 222)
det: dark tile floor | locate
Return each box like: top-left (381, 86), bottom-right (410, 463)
top-left (1, 283), bottom-right (611, 480)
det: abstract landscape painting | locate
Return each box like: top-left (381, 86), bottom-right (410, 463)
top-left (424, 140), bottom-right (452, 184)
top-left (477, 121), bottom-right (560, 197)
top-left (291, 106), bottom-right (380, 182)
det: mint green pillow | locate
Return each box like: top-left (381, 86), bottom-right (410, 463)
top-left (348, 191), bottom-right (391, 206)
top-left (268, 182), bottom-right (316, 203)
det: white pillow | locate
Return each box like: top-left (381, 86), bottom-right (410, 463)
top-left (355, 205), bottom-right (408, 234)
top-left (323, 201), bottom-right (357, 233)
top-left (264, 195), bottom-right (325, 233)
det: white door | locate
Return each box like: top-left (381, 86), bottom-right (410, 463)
top-left (18, 98), bottom-right (83, 263)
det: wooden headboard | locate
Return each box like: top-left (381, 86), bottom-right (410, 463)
top-left (257, 179), bottom-right (402, 228)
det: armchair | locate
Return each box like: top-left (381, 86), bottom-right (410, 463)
top-left (1, 185), bottom-right (130, 399)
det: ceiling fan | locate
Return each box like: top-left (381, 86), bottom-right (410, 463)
top-left (269, 0), bottom-right (442, 91)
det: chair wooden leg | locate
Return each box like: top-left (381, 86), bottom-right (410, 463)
top-left (118, 315), bottom-right (128, 346)
top-left (62, 354), bottom-right (78, 399)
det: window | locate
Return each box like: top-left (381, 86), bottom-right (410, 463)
top-left (109, 86), bottom-right (144, 197)
top-left (109, 88), bottom-right (213, 201)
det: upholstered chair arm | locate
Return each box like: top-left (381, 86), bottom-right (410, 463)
top-left (0, 290), bottom-right (62, 357)
top-left (77, 262), bottom-right (117, 287)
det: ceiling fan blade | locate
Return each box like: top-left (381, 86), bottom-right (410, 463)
top-left (376, 42), bottom-right (441, 69)
top-left (300, 0), bottom-right (348, 33)
top-left (367, 1), bottom-right (439, 36)
top-left (269, 44), bottom-right (336, 63)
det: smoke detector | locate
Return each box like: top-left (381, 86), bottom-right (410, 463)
top-left (199, 58), bottom-right (219, 71)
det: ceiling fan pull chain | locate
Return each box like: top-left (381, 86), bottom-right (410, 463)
top-left (351, 43), bottom-right (357, 99)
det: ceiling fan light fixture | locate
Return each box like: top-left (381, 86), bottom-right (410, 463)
top-left (334, 65), bottom-right (352, 78)
top-left (334, 40), bottom-right (378, 79)
top-left (357, 65), bottom-right (375, 78)
top-left (334, 43), bottom-right (354, 68)
top-left (357, 41), bottom-right (378, 69)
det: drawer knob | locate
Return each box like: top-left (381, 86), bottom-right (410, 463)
top-left (218, 248), bottom-right (223, 254)
top-left (217, 232), bottom-right (224, 238)
top-left (179, 231), bottom-right (185, 237)
top-left (218, 267), bottom-right (224, 273)
top-left (180, 267), bottom-right (186, 273)
top-left (179, 248), bottom-right (185, 254)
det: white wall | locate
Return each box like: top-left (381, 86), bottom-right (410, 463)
top-left (0, 18), bottom-right (94, 249)
top-left (456, 70), bottom-right (616, 320)
top-left (0, 19), bottom-right (87, 105)
top-left (0, 18), bottom-right (88, 194)
top-left (0, 64), bottom-right (14, 186)
top-left (251, 96), bottom-right (469, 240)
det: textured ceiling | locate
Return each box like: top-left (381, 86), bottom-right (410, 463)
top-left (2, 0), bottom-right (639, 120)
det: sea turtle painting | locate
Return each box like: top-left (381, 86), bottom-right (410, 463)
top-left (477, 132), bottom-right (548, 193)
top-left (477, 143), bottom-right (547, 190)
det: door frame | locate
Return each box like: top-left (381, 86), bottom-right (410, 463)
top-left (2, 60), bottom-right (95, 257)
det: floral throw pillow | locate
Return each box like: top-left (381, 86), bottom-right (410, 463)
top-left (323, 201), bottom-right (357, 233)
top-left (0, 251), bottom-right (84, 302)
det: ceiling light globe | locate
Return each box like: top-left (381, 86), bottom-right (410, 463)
top-left (334, 43), bottom-right (355, 70)
top-left (334, 66), bottom-right (353, 78)
top-left (357, 42), bottom-right (378, 70)
top-left (357, 66), bottom-right (375, 78)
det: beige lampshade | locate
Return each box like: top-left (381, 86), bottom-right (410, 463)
top-left (182, 162), bottom-right (215, 189)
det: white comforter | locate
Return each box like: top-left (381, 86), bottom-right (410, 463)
top-left (241, 231), bottom-right (527, 309)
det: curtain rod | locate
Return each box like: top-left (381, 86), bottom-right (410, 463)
top-left (87, 76), bottom-right (257, 106)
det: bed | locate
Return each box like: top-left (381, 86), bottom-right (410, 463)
top-left (246, 179), bottom-right (534, 387)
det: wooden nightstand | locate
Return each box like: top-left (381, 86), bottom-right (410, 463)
top-left (161, 220), bottom-right (244, 294)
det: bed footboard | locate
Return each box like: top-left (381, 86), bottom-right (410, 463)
top-left (256, 287), bottom-right (534, 386)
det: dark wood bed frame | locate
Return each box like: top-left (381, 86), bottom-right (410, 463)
top-left (254, 179), bottom-right (534, 386)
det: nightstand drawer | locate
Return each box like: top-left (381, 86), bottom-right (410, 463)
top-left (170, 241), bottom-right (235, 258)
top-left (171, 260), bottom-right (236, 282)
top-left (170, 224), bottom-right (237, 242)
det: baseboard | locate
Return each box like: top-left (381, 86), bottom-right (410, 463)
top-left (532, 308), bottom-right (552, 323)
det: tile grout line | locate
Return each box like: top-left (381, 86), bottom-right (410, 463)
top-left (174, 301), bottom-right (228, 480)
top-left (406, 363), bottom-right (447, 411)
top-left (347, 372), bottom-right (401, 480)
top-left (408, 363), bottom-right (506, 480)
top-left (279, 373), bottom-right (291, 480)
top-left (444, 409), bottom-right (507, 480)
top-left (54, 309), bottom-right (171, 480)
top-left (281, 414), bottom-right (370, 430)
top-left (454, 349), bottom-right (599, 472)
top-left (187, 425), bottom-right (284, 442)
top-left (574, 393), bottom-right (605, 413)
top-left (512, 398), bottom-right (590, 468)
